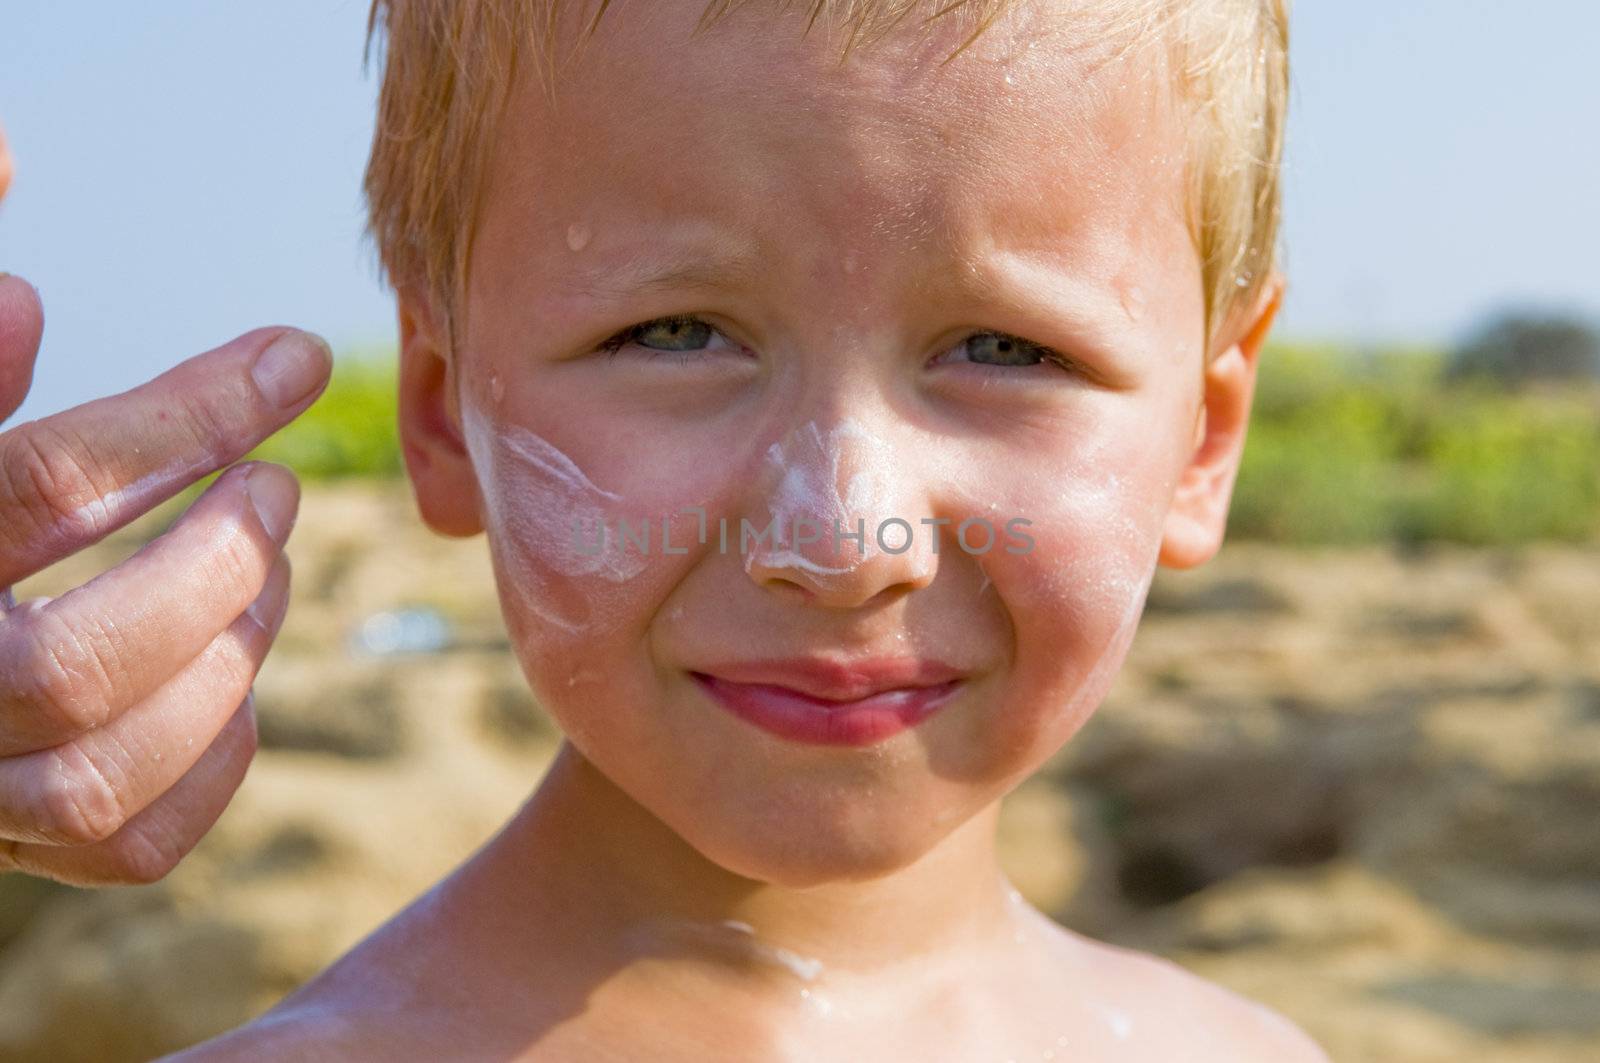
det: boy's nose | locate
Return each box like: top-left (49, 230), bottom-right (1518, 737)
top-left (742, 418), bottom-right (938, 609)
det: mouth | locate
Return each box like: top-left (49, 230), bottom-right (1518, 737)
top-left (689, 656), bottom-right (967, 747)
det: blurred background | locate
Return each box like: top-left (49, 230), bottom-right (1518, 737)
top-left (2, 2), bottom-right (1598, 1060)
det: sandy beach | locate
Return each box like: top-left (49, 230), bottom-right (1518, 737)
top-left (1, 480), bottom-right (1596, 1061)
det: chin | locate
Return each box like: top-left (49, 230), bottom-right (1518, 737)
top-left (671, 782), bottom-right (973, 888)
top-left (702, 832), bottom-right (937, 889)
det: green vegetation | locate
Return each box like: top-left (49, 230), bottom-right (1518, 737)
top-left (252, 342), bottom-right (1600, 545)
top-left (245, 348), bottom-right (404, 479)
top-left (1445, 312), bottom-right (1600, 387)
top-left (1232, 342), bottom-right (1600, 545)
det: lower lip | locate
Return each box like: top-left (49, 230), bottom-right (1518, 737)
top-left (690, 673), bottom-right (962, 747)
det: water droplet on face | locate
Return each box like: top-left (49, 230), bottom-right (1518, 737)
top-left (488, 372), bottom-right (505, 405)
top-left (1004, 72), bottom-right (1015, 86)
top-left (565, 222), bottom-right (592, 252)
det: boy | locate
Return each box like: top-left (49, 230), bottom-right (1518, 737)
top-left (0, 0), bottom-right (1328, 1058)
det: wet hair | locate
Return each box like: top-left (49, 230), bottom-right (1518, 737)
top-left (361, 0), bottom-right (1289, 356)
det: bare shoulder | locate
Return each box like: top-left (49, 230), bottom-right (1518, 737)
top-left (153, 929), bottom-right (444, 1061)
top-left (1062, 931), bottom-right (1331, 1062)
top-left (153, 1000), bottom-right (393, 1062)
top-left (156, 875), bottom-right (490, 1061)
top-left (1154, 958), bottom-right (1330, 1062)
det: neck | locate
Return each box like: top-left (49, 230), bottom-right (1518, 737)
top-left (477, 740), bottom-right (1034, 1010)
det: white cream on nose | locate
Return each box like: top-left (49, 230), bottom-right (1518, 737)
top-left (750, 417), bottom-right (933, 587)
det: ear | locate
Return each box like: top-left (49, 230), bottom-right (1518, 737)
top-left (396, 285), bottom-right (485, 537)
top-left (1157, 272), bottom-right (1285, 569)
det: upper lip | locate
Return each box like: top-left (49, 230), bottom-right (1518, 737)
top-left (692, 656), bottom-right (967, 702)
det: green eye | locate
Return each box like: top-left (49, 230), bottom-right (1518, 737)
top-left (600, 314), bottom-right (717, 357)
top-left (633, 316), bottom-right (714, 352)
top-left (960, 332), bottom-right (1058, 368)
top-left (935, 330), bottom-right (1085, 379)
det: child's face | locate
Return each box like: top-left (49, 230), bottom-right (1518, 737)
top-left (401, 2), bottom-right (1268, 883)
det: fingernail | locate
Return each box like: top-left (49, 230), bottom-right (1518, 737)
top-left (246, 464), bottom-right (300, 542)
top-left (245, 582), bottom-right (276, 629)
top-left (245, 565), bottom-right (287, 631)
top-left (251, 330), bottom-right (332, 409)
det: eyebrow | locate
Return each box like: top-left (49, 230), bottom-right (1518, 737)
top-left (937, 247), bottom-right (1128, 328)
top-left (560, 238), bottom-right (1141, 378)
top-left (945, 250), bottom-right (1149, 380)
top-left (568, 245), bottom-right (765, 302)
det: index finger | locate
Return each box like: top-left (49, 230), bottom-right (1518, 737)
top-left (0, 324), bottom-right (332, 590)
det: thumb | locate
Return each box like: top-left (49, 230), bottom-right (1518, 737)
top-left (0, 273), bottom-right (45, 425)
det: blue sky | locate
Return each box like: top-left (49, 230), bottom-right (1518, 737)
top-left (2, 0), bottom-right (1597, 419)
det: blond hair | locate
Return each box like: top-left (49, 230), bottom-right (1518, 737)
top-left (362, 0), bottom-right (1288, 356)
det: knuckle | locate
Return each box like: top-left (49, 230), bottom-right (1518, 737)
top-left (0, 422), bottom-right (116, 547)
top-left (0, 614), bottom-right (110, 734)
top-left (35, 745), bottom-right (128, 845)
top-left (221, 636), bottom-right (265, 689)
top-left (195, 634), bottom-right (260, 707)
top-left (166, 385), bottom-right (238, 469)
top-left (204, 519), bottom-right (271, 600)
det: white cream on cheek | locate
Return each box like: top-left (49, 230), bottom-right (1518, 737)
top-left (951, 420), bottom-right (1172, 774)
top-left (461, 394), bottom-right (660, 638)
top-left (462, 375), bottom-right (1168, 1036)
top-left (1053, 467), bottom-right (1162, 624)
top-left (944, 425), bottom-right (1165, 631)
top-left (464, 378), bottom-right (1158, 613)
top-left (771, 401), bottom-right (1165, 624)
top-left (463, 398), bottom-right (944, 615)
top-left (754, 407), bottom-right (1169, 729)
top-left (461, 398), bottom-right (910, 612)
top-left (462, 366), bottom-right (1167, 735)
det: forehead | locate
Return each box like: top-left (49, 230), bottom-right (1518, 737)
top-left (471, 0), bottom-right (1196, 331)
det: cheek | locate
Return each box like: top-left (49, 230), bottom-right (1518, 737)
top-left (462, 405), bottom-right (727, 708)
top-left (943, 422), bottom-right (1177, 769)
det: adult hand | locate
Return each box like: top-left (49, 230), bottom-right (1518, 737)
top-left (0, 272), bottom-right (331, 885)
